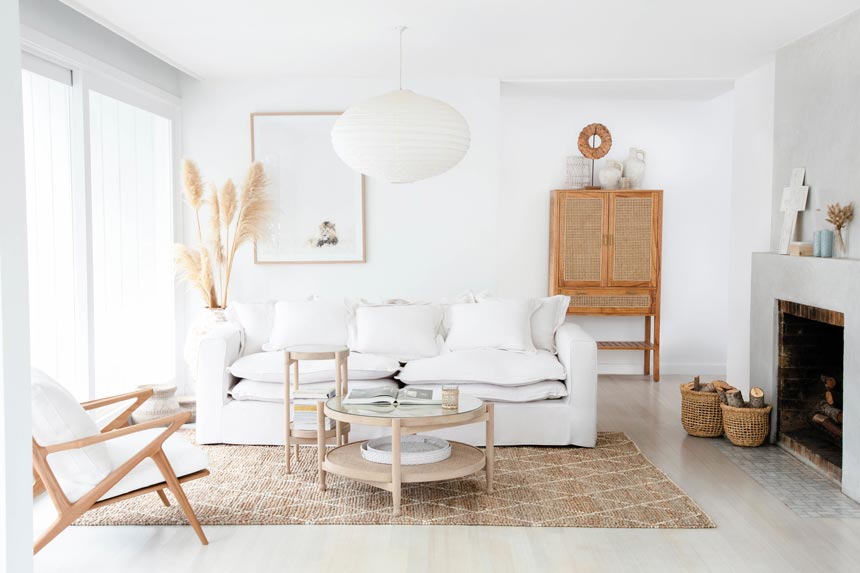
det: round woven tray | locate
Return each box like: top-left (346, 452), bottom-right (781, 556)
top-left (360, 435), bottom-right (452, 465)
top-left (679, 382), bottom-right (723, 437)
top-left (721, 403), bottom-right (772, 447)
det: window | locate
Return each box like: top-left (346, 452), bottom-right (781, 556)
top-left (21, 54), bottom-right (177, 400)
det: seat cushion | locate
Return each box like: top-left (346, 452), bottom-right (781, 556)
top-left (406, 381), bottom-right (567, 403)
top-left (229, 351), bottom-right (400, 384)
top-left (58, 429), bottom-right (209, 503)
top-left (397, 349), bottom-right (566, 386)
top-left (230, 378), bottom-right (400, 403)
top-left (31, 370), bottom-right (112, 498)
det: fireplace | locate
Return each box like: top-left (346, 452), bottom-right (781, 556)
top-left (777, 300), bottom-right (844, 482)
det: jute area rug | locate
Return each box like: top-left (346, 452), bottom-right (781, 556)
top-left (75, 432), bottom-right (714, 528)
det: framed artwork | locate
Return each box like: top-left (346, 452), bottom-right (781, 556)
top-left (251, 111), bottom-right (365, 263)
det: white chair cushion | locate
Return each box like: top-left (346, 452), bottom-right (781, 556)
top-left (445, 299), bottom-right (537, 352)
top-left (263, 299), bottom-right (350, 351)
top-left (31, 370), bottom-right (112, 498)
top-left (226, 300), bottom-right (274, 355)
top-left (229, 351), bottom-right (400, 384)
top-left (397, 349), bottom-right (565, 386)
top-left (406, 381), bottom-right (568, 403)
top-left (60, 429), bottom-right (209, 503)
top-left (230, 378), bottom-right (400, 403)
top-left (351, 304), bottom-right (443, 361)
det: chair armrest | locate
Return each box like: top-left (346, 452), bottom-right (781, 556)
top-left (555, 322), bottom-right (598, 447)
top-left (42, 412), bottom-right (190, 454)
top-left (80, 388), bottom-right (153, 411)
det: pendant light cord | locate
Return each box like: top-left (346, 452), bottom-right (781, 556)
top-left (397, 26), bottom-right (407, 90)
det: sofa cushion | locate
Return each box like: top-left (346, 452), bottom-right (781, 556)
top-left (397, 349), bottom-right (565, 386)
top-left (31, 370), bottom-right (112, 499)
top-left (475, 293), bottom-right (570, 353)
top-left (406, 381), bottom-right (567, 403)
top-left (263, 299), bottom-right (350, 351)
top-left (230, 378), bottom-right (400, 403)
top-left (445, 299), bottom-right (537, 352)
top-left (352, 304), bottom-right (443, 361)
top-left (229, 351), bottom-right (400, 384)
top-left (225, 300), bottom-right (274, 355)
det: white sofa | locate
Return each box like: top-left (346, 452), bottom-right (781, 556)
top-left (194, 301), bottom-right (598, 448)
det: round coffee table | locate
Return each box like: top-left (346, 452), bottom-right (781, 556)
top-left (318, 396), bottom-right (494, 516)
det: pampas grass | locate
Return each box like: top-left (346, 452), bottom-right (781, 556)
top-left (174, 160), bottom-right (271, 309)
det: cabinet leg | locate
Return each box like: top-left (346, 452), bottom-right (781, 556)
top-left (317, 401), bottom-right (326, 491)
top-left (644, 316), bottom-right (652, 376)
top-left (392, 418), bottom-right (402, 517)
top-left (653, 315), bottom-right (661, 382)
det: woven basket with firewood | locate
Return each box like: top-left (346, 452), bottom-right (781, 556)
top-left (679, 377), bottom-right (732, 437)
top-left (719, 386), bottom-right (771, 447)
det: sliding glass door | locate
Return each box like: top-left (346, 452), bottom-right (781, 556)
top-left (21, 55), bottom-right (178, 400)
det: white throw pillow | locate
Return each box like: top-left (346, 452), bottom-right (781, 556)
top-left (263, 299), bottom-right (350, 351)
top-left (397, 349), bottom-right (565, 386)
top-left (225, 300), bottom-right (274, 355)
top-left (406, 381), bottom-right (567, 403)
top-left (476, 294), bottom-right (571, 353)
top-left (31, 370), bottom-right (112, 496)
top-left (445, 299), bottom-right (537, 352)
top-left (229, 351), bottom-right (400, 384)
top-left (352, 304), bottom-right (443, 361)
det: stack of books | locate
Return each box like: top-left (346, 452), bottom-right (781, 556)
top-left (291, 387), bottom-right (336, 431)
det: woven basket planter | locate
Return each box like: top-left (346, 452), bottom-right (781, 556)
top-left (721, 403), bottom-right (772, 447)
top-left (680, 382), bottom-right (723, 437)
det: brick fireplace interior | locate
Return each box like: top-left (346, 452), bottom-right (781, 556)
top-left (777, 300), bottom-right (845, 482)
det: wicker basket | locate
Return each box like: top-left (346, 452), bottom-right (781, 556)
top-left (721, 404), bottom-right (772, 447)
top-left (680, 382), bottom-right (723, 437)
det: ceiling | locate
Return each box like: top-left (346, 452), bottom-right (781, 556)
top-left (61, 0), bottom-right (860, 81)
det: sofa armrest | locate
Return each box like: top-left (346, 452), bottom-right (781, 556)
top-left (555, 322), bottom-right (598, 447)
top-left (195, 322), bottom-right (242, 444)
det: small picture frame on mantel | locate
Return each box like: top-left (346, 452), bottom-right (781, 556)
top-left (251, 111), bottom-right (366, 264)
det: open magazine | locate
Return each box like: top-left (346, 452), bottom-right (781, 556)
top-left (342, 386), bottom-right (441, 406)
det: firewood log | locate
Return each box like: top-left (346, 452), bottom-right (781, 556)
top-left (699, 382), bottom-right (717, 393)
top-left (817, 400), bottom-right (844, 424)
top-left (726, 389), bottom-right (745, 408)
top-left (825, 390), bottom-right (841, 406)
top-left (691, 376), bottom-right (702, 391)
top-left (811, 413), bottom-right (843, 441)
top-left (716, 389), bottom-right (728, 405)
top-left (748, 387), bottom-right (765, 409)
top-left (713, 381), bottom-right (733, 392)
top-left (822, 375), bottom-right (837, 390)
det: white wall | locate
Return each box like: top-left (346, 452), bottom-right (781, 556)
top-left (726, 63), bottom-right (775, 392)
top-left (500, 83), bottom-right (734, 374)
top-left (180, 76), bottom-right (501, 361)
top-left (1, 0), bottom-right (33, 569)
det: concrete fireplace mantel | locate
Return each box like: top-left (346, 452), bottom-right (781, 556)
top-left (751, 252), bottom-right (860, 502)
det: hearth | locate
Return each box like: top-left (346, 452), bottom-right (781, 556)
top-left (776, 300), bottom-right (844, 482)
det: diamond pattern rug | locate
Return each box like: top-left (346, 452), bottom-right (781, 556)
top-left (74, 432), bottom-right (714, 528)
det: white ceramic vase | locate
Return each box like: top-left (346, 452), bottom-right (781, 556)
top-left (132, 384), bottom-right (181, 424)
top-left (623, 148), bottom-right (647, 186)
top-left (599, 160), bottom-right (623, 189)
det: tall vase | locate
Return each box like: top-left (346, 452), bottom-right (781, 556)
top-left (835, 229), bottom-right (847, 258)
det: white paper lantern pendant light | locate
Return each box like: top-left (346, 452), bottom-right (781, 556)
top-left (332, 27), bottom-right (471, 183)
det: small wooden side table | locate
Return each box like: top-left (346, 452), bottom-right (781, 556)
top-left (284, 345), bottom-right (350, 473)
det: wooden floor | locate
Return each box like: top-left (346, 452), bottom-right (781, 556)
top-left (34, 375), bottom-right (860, 572)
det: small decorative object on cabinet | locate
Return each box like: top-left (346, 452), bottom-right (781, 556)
top-left (825, 201), bottom-right (853, 258)
top-left (788, 242), bottom-right (813, 256)
top-left (622, 147), bottom-right (647, 186)
top-left (578, 123), bottom-right (612, 159)
top-left (598, 160), bottom-right (623, 189)
top-left (564, 156), bottom-right (593, 189)
top-left (777, 168), bottom-right (809, 254)
top-left (549, 188), bottom-right (663, 380)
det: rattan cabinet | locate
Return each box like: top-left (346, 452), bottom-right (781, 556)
top-left (549, 189), bottom-right (663, 381)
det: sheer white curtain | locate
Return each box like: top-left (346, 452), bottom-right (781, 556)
top-left (89, 91), bottom-right (175, 397)
top-left (21, 67), bottom-right (85, 399)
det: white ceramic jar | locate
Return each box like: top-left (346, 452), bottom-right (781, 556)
top-left (599, 160), bottom-right (623, 189)
top-left (623, 148), bottom-right (647, 186)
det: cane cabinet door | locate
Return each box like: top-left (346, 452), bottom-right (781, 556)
top-left (555, 191), bottom-right (609, 288)
top-left (606, 191), bottom-right (661, 288)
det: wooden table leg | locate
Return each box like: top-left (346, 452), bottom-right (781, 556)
top-left (392, 418), bottom-right (402, 517)
top-left (285, 353), bottom-right (291, 473)
top-left (644, 316), bottom-right (652, 376)
top-left (486, 402), bottom-right (494, 494)
top-left (335, 352), bottom-right (344, 445)
top-left (317, 400), bottom-right (327, 491)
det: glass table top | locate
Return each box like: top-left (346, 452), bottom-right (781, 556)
top-left (325, 395), bottom-right (484, 419)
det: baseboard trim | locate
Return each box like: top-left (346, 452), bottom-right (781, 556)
top-left (597, 363), bottom-right (726, 376)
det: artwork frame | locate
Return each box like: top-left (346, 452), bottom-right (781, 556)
top-left (251, 111), bottom-right (366, 264)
